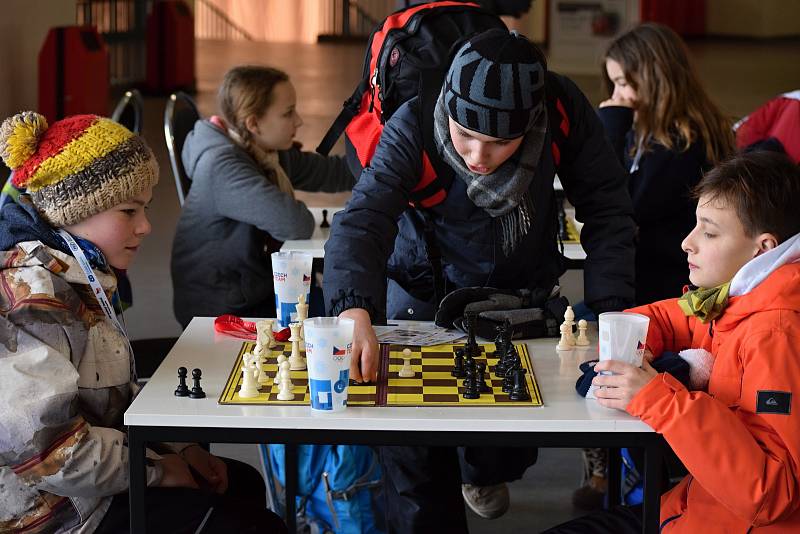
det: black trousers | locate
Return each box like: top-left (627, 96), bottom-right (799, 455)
top-left (95, 458), bottom-right (287, 534)
top-left (541, 504), bottom-right (642, 534)
top-left (379, 445), bottom-right (538, 534)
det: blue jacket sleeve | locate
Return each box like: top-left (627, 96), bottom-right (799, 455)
top-left (322, 100), bottom-right (424, 322)
top-left (557, 75), bottom-right (637, 308)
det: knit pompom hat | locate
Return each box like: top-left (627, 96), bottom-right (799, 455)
top-left (0, 111), bottom-right (158, 226)
top-left (444, 29), bottom-right (547, 139)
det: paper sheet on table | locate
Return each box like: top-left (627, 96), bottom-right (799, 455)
top-left (374, 325), bottom-right (466, 346)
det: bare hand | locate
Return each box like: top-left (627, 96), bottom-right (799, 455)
top-left (156, 454), bottom-right (199, 489)
top-left (180, 445), bottom-right (229, 494)
top-left (339, 308), bottom-right (379, 383)
top-left (599, 97), bottom-right (636, 109)
top-left (592, 359), bottom-right (658, 411)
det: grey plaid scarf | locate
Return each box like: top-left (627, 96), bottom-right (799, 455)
top-left (433, 89), bottom-right (547, 256)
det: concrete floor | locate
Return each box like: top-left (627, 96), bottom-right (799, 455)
top-left (127, 37), bottom-right (800, 532)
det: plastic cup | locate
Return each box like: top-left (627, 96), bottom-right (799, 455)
top-left (303, 317), bottom-right (354, 412)
top-left (598, 312), bottom-right (650, 372)
top-left (271, 251), bottom-right (313, 327)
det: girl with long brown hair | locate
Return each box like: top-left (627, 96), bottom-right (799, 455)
top-left (599, 23), bottom-right (735, 305)
top-left (171, 66), bottom-right (355, 327)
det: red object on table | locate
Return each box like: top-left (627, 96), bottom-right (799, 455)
top-left (214, 314), bottom-right (290, 341)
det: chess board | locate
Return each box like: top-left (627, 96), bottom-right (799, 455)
top-left (219, 342), bottom-right (543, 407)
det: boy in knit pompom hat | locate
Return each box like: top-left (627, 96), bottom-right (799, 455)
top-left (0, 112), bottom-right (286, 533)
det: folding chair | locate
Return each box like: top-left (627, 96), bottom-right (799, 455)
top-left (164, 92), bottom-right (200, 206)
top-left (111, 89), bottom-right (144, 135)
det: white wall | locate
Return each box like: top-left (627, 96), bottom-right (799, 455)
top-left (0, 1), bottom-right (74, 120)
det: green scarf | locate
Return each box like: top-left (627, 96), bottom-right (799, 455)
top-left (677, 282), bottom-right (731, 323)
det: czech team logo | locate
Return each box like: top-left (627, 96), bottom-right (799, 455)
top-left (332, 345), bottom-right (346, 362)
top-left (274, 271), bottom-right (287, 282)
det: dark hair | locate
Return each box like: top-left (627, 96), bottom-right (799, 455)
top-left (694, 151), bottom-right (800, 242)
top-left (603, 23), bottom-right (734, 165)
top-left (218, 65), bottom-right (289, 148)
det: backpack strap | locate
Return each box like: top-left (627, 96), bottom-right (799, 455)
top-left (419, 209), bottom-right (447, 308)
top-left (316, 77), bottom-right (370, 156)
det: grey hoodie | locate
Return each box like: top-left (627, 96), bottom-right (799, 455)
top-left (171, 120), bottom-right (354, 327)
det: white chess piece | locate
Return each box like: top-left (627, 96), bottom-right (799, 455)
top-left (288, 323), bottom-right (306, 370)
top-left (262, 319), bottom-right (278, 349)
top-left (274, 354), bottom-right (287, 384)
top-left (576, 319), bottom-right (590, 347)
top-left (557, 322), bottom-right (574, 351)
top-left (398, 348), bottom-right (415, 378)
top-left (256, 348), bottom-right (269, 385)
top-left (239, 352), bottom-right (260, 398)
top-left (295, 294), bottom-right (309, 350)
top-left (277, 361), bottom-right (295, 400)
top-left (564, 306), bottom-right (576, 345)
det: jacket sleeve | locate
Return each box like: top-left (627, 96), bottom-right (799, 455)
top-left (206, 148), bottom-right (315, 241)
top-left (0, 304), bottom-right (161, 508)
top-left (627, 326), bottom-right (800, 526)
top-left (735, 97), bottom-right (781, 149)
top-left (597, 105), bottom-right (634, 164)
top-left (322, 101), bottom-right (424, 321)
top-left (279, 149), bottom-right (356, 193)
top-left (557, 75), bottom-right (637, 307)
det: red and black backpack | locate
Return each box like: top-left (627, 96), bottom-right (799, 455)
top-left (316, 1), bottom-right (571, 209)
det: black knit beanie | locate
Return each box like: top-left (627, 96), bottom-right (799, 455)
top-left (444, 29), bottom-right (547, 139)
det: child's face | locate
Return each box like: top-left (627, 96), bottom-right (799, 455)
top-left (64, 186), bottom-right (153, 270)
top-left (681, 195), bottom-right (767, 288)
top-left (605, 58), bottom-right (638, 105)
top-left (247, 81), bottom-right (303, 151)
top-left (448, 117), bottom-right (524, 175)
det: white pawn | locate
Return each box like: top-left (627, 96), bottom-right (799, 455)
top-left (576, 319), bottom-right (590, 347)
top-left (277, 361), bottom-right (295, 401)
top-left (295, 294), bottom-right (309, 350)
top-left (288, 322), bottom-right (306, 370)
top-left (398, 348), bottom-right (415, 378)
top-left (239, 352), bottom-right (260, 398)
top-left (256, 349), bottom-right (270, 385)
top-left (557, 322), bottom-right (575, 351)
top-left (274, 354), bottom-right (287, 384)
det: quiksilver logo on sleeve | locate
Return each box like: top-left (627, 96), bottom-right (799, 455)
top-left (756, 391), bottom-right (792, 415)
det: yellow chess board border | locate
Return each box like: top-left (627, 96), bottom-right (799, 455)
top-left (218, 341), bottom-right (543, 407)
top-left (564, 217), bottom-right (580, 244)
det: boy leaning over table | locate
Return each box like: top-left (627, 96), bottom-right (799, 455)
top-left (546, 150), bottom-right (800, 533)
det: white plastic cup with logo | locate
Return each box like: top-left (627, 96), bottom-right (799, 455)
top-left (303, 317), bottom-right (354, 412)
top-left (271, 251), bottom-right (313, 327)
top-left (598, 312), bottom-right (650, 373)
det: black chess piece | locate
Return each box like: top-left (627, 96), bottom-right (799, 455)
top-left (557, 202), bottom-right (569, 241)
top-left (452, 348), bottom-right (466, 378)
top-left (462, 364), bottom-right (480, 399)
top-left (464, 311), bottom-right (479, 359)
top-left (462, 357), bottom-right (477, 388)
top-left (174, 367), bottom-right (190, 397)
top-left (509, 368), bottom-right (530, 401)
top-left (189, 368), bottom-right (206, 399)
top-left (320, 209), bottom-right (330, 228)
top-left (477, 361), bottom-right (492, 393)
top-left (502, 357), bottom-right (520, 394)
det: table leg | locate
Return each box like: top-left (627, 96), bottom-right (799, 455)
top-left (128, 427), bottom-right (147, 534)
top-left (606, 447), bottom-right (621, 507)
top-left (285, 444), bottom-right (298, 533)
top-left (642, 440), bottom-right (663, 534)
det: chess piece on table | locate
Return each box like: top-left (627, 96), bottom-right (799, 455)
top-left (189, 368), bottom-right (206, 399)
top-left (576, 319), bottom-right (590, 347)
top-left (462, 364), bottom-right (480, 399)
top-left (256, 319), bottom-right (278, 351)
top-left (477, 361), bottom-right (492, 393)
top-left (295, 294), bottom-right (309, 350)
top-left (452, 348), bottom-right (466, 378)
top-left (239, 352), bottom-right (261, 398)
top-left (464, 311), bottom-right (479, 358)
top-left (274, 354), bottom-right (288, 384)
top-left (320, 208), bottom-right (330, 228)
top-left (463, 357), bottom-right (477, 388)
top-left (509, 368), bottom-right (530, 401)
top-left (399, 348), bottom-right (415, 378)
top-left (277, 361), bottom-right (295, 401)
top-left (564, 306), bottom-right (576, 342)
top-left (557, 322), bottom-right (575, 351)
top-left (175, 367), bottom-right (190, 397)
top-left (288, 323), bottom-right (306, 370)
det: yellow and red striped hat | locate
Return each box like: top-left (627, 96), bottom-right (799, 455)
top-left (0, 111), bottom-right (158, 226)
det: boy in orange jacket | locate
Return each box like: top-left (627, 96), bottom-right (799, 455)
top-left (546, 150), bottom-right (800, 533)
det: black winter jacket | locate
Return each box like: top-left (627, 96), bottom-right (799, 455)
top-left (324, 74), bottom-right (636, 323)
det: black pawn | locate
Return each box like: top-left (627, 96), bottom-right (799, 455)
top-left (452, 348), bottom-right (466, 378)
top-left (477, 361), bottom-right (492, 393)
top-left (320, 209), bottom-right (330, 228)
top-left (189, 368), bottom-right (206, 399)
top-left (462, 357), bottom-right (477, 388)
top-left (462, 364), bottom-right (480, 400)
top-left (174, 367), bottom-right (189, 397)
top-left (509, 368), bottom-right (530, 401)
